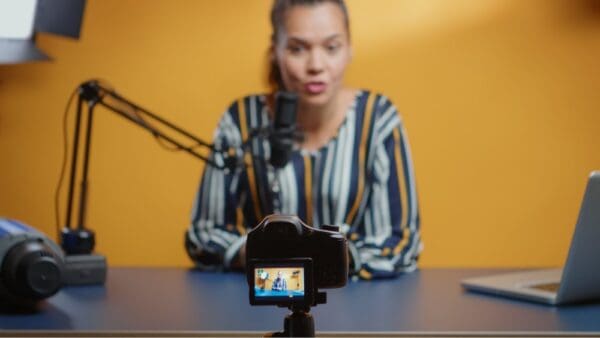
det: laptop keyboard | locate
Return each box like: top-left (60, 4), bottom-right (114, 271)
top-left (530, 282), bottom-right (560, 292)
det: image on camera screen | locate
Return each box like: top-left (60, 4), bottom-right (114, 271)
top-left (254, 266), bottom-right (305, 301)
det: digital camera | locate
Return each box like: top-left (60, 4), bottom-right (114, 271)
top-left (246, 215), bottom-right (348, 308)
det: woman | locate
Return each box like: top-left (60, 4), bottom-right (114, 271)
top-left (185, 0), bottom-right (422, 279)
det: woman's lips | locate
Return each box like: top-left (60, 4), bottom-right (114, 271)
top-left (304, 82), bottom-right (327, 95)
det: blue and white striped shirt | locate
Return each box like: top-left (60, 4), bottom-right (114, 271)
top-left (186, 90), bottom-right (422, 279)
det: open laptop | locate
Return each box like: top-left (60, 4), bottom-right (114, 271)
top-left (461, 171), bottom-right (600, 305)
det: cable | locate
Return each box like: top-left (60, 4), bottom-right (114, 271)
top-left (130, 107), bottom-right (182, 152)
top-left (108, 93), bottom-right (192, 154)
top-left (102, 83), bottom-right (221, 159)
top-left (54, 88), bottom-right (78, 242)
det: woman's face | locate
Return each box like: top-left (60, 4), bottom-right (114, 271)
top-left (274, 3), bottom-right (351, 108)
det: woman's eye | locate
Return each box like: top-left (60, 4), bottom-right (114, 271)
top-left (288, 45), bottom-right (304, 54)
top-left (326, 44), bottom-right (340, 53)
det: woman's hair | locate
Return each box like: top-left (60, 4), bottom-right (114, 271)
top-left (268, 0), bottom-right (350, 91)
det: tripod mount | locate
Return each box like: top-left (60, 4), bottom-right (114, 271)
top-left (267, 291), bottom-right (326, 337)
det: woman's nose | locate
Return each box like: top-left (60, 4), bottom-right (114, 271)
top-left (307, 50), bottom-right (324, 74)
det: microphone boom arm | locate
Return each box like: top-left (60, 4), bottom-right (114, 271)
top-left (79, 81), bottom-right (222, 167)
top-left (62, 80), bottom-right (232, 254)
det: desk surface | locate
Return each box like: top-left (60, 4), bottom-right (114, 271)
top-left (1, 268), bottom-right (600, 336)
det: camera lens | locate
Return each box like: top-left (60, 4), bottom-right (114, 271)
top-left (2, 240), bottom-right (63, 300)
top-left (23, 257), bottom-right (62, 296)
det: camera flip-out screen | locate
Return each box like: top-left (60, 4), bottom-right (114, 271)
top-left (249, 258), bottom-right (313, 306)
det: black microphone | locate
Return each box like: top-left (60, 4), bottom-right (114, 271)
top-left (270, 91), bottom-right (299, 168)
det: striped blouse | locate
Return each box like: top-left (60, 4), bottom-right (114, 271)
top-left (185, 90), bottom-right (422, 279)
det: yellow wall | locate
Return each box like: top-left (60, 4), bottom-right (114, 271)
top-left (1, 0), bottom-right (599, 268)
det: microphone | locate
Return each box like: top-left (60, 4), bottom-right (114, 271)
top-left (270, 91), bottom-right (299, 168)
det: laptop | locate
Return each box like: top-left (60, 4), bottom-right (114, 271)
top-left (461, 171), bottom-right (600, 305)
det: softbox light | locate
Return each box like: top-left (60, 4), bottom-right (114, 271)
top-left (0, 0), bottom-right (86, 64)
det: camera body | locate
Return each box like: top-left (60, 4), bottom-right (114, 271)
top-left (246, 215), bottom-right (348, 308)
